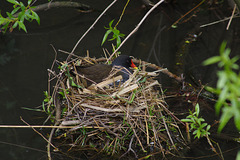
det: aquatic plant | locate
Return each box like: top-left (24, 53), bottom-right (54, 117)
top-left (203, 41), bottom-right (240, 132)
top-left (181, 103), bottom-right (211, 139)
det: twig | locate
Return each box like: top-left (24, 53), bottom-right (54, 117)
top-left (159, 111), bottom-right (177, 151)
top-left (48, 44), bottom-right (58, 101)
top-left (81, 103), bottom-right (123, 112)
top-left (115, 0), bottom-right (130, 27)
top-left (206, 134), bottom-right (223, 159)
top-left (0, 140), bottom-right (55, 154)
top-left (47, 126), bottom-right (55, 160)
top-left (0, 125), bottom-right (77, 128)
top-left (200, 15), bottom-right (240, 28)
top-left (12, 1), bottom-right (90, 18)
top-left (133, 59), bottom-right (183, 83)
top-left (68, 0), bottom-right (118, 61)
top-left (109, 0), bottom-right (165, 60)
top-left (226, 4), bottom-right (237, 30)
top-left (32, 1), bottom-right (90, 12)
top-left (158, 102), bottom-right (185, 125)
top-left (133, 128), bottom-right (146, 152)
top-left (120, 134), bottom-right (137, 158)
top-left (58, 49), bottom-right (80, 58)
top-left (171, 0), bottom-right (206, 27)
top-left (144, 110), bottom-right (149, 145)
top-left (112, 84), bottom-right (138, 97)
top-left (20, 117), bottom-right (57, 149)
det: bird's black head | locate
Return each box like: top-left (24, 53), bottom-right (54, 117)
top-left (112, 55), bottom-right (137, 69)
top-left (111, 55), bottom-right (137, 82)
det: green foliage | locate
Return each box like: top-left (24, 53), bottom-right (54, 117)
top-left (58, 89), bottom-right (69, 99)
top-left (237, 151), bottom-right (240, 160)
top-left (42, 91), bottom-right (57, 122)
top-left (0, 0), bottom-right (40, 33)
top-left (59, 63), bottom-right (82, 89)
top-left (42, 91), bottom-right (53, 111)
top-left (101, 20), bottom-right (125, 49)
top-left (203, 41), bottom-right (240, 132)
top-left (181, 103), bottom-right (211, 139)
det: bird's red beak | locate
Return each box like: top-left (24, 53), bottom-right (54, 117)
top-left (130, 60), bottom-right (138, 69)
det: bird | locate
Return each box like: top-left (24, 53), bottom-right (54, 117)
top-left (73, 55), bottom-right (137, 87)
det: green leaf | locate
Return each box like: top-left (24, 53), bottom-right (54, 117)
top-left (0, 18), bottom-right (8, 25)
top-left (171, 24), bottom-right (177, 28)
top-left (18, 10), bottom-right (25, 22)
top-left (18, 21), bottom-right (27, 32)
top-left (232, 63), bottom-right (239, 70)
top-left (231, 56), bottom-right (240, 66)
top-left (24, 10), bottom-right (32, 21)
top-left (219, 41), bottom-right (227, 56)
top-left (116, 36), bottom-right (121, 48)
top-left (119, 33), bottom-right (125, 37)
top-left (193, 130), bottom-right (198, 136)
top-left (236, 151), bottom-right (240, 160)
top-left (218, 107), bottom-right (233, 132)
top-left (201, 123), bottom-right (208, 128)
top-left (104, 26), bottom-right (109, 30)
top-left (181, 119), bottom-right (192, 122)
top-left (206, 125), bottom-right (211, 131)
top-left (223, 48), bottom-right (231, 57)
top-left (11, 6), bottom-right (20, 15)
top-left (216, 86), bottom-right (228, 112)
top-left (22, 107), bottom-right (43, 112)
top-left (203, 56), bottom-right (221, 65)
top-left (12, 21), bottom-right (18, 29)
top-left (31, 11), bottom-right (40, 24)
top-left (190, 123), bottom-right (196, 129)
top-left (195, 103), bottom-right (200, 117)
top-left (2, 21), bottom-right (10, 33)
top-left (68, 76), bottom-right (82, 88)
top-left (101, 29), bottom-right (112, 46)
top-left (112, 29), bottom-right (120, 35)
top-left (19, 2), bottom-right (25, 9)
top-left (6, 12), bottom-right (14, 19)
top-left (108, 36), bottom-right (116, 41)
top-left (197, 129), bottom-right (201, 138)
top-left (42, 101), bottom-right (46, 112)
top-left (234, 106), bottom-right (240, 130)
top-left (43, 91), bottom-right (48, 97)
top-left (196, 118), bottom-right (204, 124)
top-left (28, 0), bottom-right (33, 5)
top-left (7, 0), bottom-right (19, 5)
top-left (61, 107), bottom-right (67, 116)
top-left (216, 72), bottom-right (227, 89)
top-left (186, 115), bottom-right (193, 119)
top-left (109, 19), bottom-right (114, 28)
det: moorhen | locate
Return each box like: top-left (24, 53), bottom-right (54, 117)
top-left (74, 55), bottom-right (137, 87)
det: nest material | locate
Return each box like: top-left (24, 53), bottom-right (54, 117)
top-left (51, 56), bottom-right (185, 157)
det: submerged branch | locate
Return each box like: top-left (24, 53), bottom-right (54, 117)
top-left (31, 1), bottom-right (91, 12)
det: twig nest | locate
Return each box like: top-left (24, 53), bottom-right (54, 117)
top-left (51, 56), bottom-right (185, 157)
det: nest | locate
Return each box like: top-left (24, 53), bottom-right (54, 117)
top-left (48, 56), bottom-right (186, 158)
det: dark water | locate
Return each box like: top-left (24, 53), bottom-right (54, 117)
top-left (0, 0), bottom-right (240, 159)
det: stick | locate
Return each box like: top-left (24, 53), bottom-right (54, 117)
top-left (109, 0), bottom-right (165, 60)
top-left (68, 0), bottom-right (118, 61)
top-left (0, 125), bottom-right (76, 128)
top-left (226, 4), bottom-right (237, 30)
top-left (81, 103), bottom-right (123, 112)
